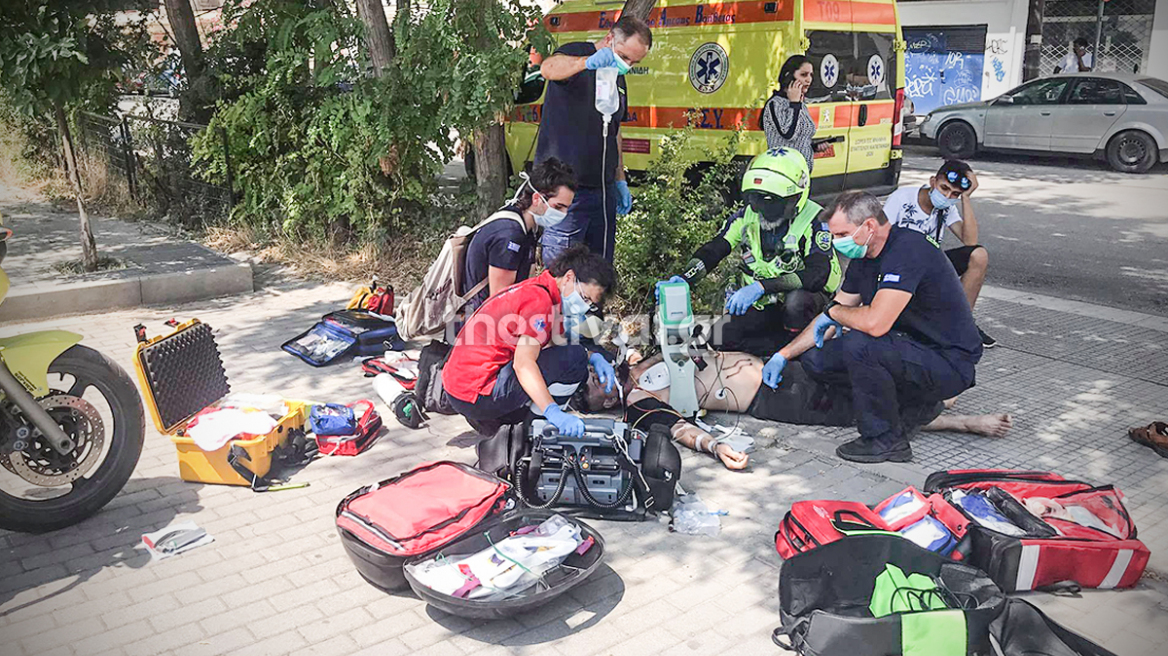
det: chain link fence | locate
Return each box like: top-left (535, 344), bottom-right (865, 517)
top-left (74, 111), bottom-right (234, 228)
top-left (1041, 0), bottom-right (1157, 76)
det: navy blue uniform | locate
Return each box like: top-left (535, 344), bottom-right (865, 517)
top-left (535, 42), bottom-right (627, 263)
top-left (461, 205), bottom-right (535, 316)
top-left (803, 227), bottom-right (982, 449)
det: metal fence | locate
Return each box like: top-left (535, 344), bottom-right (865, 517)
top-left (74, 111), bottom-right (234, 228)
top-left (1041, 0), bottom-right (1157, 76)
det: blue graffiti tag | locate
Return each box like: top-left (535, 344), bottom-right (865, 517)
top-left (992, 58), bottom-right (1005, 82)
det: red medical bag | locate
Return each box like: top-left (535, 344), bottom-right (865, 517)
top-left (923, 469), bottom-right (1149, 592)
top-left (336, 462), bottom-right (509, 590)
top-left (775, 500), bottom-right (891, 559)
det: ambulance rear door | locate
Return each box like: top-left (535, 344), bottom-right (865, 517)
top-left (844, 27), bottom-right (898, 191)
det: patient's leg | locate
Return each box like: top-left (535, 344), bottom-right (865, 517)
top-left (924, 413), bottom-right (1013, 438)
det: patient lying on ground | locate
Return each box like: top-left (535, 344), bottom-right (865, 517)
top-left (572, 351), bottom-right (1012, 471)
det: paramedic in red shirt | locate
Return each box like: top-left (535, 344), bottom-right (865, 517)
top-left (444, 245), bottom-right (619, 437)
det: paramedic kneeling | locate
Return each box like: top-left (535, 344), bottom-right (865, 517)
top-left (767, 191), bottom-right (983, 464)
top-left (444, 245), bottom-right (619, 437)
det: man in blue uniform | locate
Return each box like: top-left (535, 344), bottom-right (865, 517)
top-left (535, 16), bottom-right (652, 263)
top-left (762, 191), bottom-right (983, 463)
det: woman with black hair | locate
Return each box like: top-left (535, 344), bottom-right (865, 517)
top-left (461, 157), bottom-right (578, 317)
top-left (760, 54), bottom-right (823, 171)
top-left (444, 245), bottom-right (620, 438)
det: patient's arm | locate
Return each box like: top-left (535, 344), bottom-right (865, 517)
top-left (669, 418), bottom-right (749, 470)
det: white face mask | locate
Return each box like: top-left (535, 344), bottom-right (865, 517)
top-left (562, 280), bottom-right (595, 320)
top-left (532, 193), bottom-right (567, 228)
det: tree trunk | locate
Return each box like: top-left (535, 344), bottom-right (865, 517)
top-left (473, 124), bottom-right (508, 218)
top-left (55, 105), bottom-right (98, 273)
top-left (620, 0), bottom-right (658, 21)
top-left (355, 0), bottom-right (396, 76)
top-left (164, 0), bottom-right (209, 121)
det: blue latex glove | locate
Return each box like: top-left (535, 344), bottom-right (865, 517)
top-left (762, 353), bottom-right (787, 389)
top-left (812, 312), bottom-right (842, 349)
top-left (615, 180), bottom-right (632, 215)
top-left (585, 47), bottom-right (618, 71)
top-left (543, 404), bottom-right (585, 438)
top-left (655, 275), bottom-right (687, 302)
top-left (589, 352), bottom-right (616, 394)
top-left (725, 281), bottom-right (765, 316)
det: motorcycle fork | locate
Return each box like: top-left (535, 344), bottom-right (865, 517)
top-left (0, 361), bottom-right (75, 455)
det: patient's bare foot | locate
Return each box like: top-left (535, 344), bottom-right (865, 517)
top-left (716, 443), bottom-right (749, 470)
top-left (944, 397), bottom-right (958, 410)
top-left (961, 414), bottom-right (1013, 438)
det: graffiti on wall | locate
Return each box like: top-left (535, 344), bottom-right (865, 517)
top-left (905, 30), bottom-right (985, 114)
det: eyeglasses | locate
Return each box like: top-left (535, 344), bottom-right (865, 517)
top-left (946, 170), bottom-right (972, 190)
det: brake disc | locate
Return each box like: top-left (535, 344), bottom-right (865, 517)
top-left (1, 395), bottom-right (105, 487)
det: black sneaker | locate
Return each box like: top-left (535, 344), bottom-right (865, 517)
top-left (836, 436), bottom-right (913, 463)
top-left (978, 327), bottom-right (997, 349)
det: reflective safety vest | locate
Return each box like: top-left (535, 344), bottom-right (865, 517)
top-left (721, 199), bottom-right (843, 307)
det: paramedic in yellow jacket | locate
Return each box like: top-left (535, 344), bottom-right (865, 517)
top-left (666, 148), bottom-right (842, 356)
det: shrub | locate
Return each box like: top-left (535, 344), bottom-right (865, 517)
top-left (613, 124), bottom-right (743, 317)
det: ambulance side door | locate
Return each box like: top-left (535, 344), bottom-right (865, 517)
top-left (843, 31), bottom-right (897, 191)
top-left (803, 30), bottom-right (854, 194)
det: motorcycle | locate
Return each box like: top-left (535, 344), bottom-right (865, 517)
top-left (0, 224), bottom-right (145, 532)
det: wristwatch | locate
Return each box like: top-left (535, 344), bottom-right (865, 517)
top-left (824, 300), bottom-right (840, 321)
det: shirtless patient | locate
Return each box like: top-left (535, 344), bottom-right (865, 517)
top-left (572, 350), bottom-right (1012, 471)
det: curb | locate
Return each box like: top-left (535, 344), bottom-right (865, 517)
top-left (0, 262), bottom-right (254, 324)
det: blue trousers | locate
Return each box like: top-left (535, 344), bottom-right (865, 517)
top-left (448, 344), bottom-right (588, 435)
top-left (541, 184), bottom-right (618, 263)
top-left (801, 331), bottom-right (974, 445)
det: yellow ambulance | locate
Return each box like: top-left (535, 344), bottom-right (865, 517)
top-left (505, 0), bottom-right (907, 196)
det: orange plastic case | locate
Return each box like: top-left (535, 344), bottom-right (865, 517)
top-left (133, 319), bottom-right (307, 486)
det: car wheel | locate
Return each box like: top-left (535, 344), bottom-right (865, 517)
top-left (937, 121), bottom-right (978, 159)
top-left (1106, 130), bottom-right (1157, 174)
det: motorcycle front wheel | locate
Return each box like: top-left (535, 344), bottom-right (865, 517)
top-left (0, 345), bottom-right (145, 532)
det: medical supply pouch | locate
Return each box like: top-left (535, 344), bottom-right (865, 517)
top-left (875, 487), bottom-right (971, 558)
top-left (315, 400), bottom-right (382, 456)
top-left (403, 510), bottom-right (605, 620)
top-left (309, 403), bottom-right (356, 436)
top-left (923, 469), bottom-right (1148, 592)
top-left (336, 461), bottom-right (509, 591)
top-left (775, 500), bottom-right (892, 560)
top-left (772, 534), bottom-right (1006, 656)
top-left (282, 321), bottom-right (357, 366)
top-left (989, 598), bottom-right (1118, 656)
top-left (347, 278), bottom-right (395, 316)
top-left (283, 311), bottom-right (403, 366)
top-left (323, 310), bottom-right (404, 355)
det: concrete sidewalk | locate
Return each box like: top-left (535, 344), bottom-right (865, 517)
top-left (0, 186), bottom-right (252, 323)
top-left (1, 279), bottom-right (1166, 656)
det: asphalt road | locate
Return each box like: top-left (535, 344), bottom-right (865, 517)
top-left (898, 145), bottom-right (1168, 317)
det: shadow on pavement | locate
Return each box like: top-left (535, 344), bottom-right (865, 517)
top-left (0, 476), bottom-right (203, 618)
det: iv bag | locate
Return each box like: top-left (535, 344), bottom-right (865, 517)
top-left (595, 67), bottom-right (620, 118)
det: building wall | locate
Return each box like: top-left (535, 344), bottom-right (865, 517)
top-left (898, 0), bottom-right (1029, 99)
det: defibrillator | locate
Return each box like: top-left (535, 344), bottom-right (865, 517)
top-left (654, 281), bottom-right (700, 418)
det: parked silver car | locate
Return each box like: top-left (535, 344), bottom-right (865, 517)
top-left (920, 73), bottom-right (1168, 173)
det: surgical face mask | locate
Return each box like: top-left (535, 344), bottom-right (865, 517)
top-left (532, 193), bottom-right (567, 228)
top-left (929, 187), bottom-right (958, 210)
top-left (832, 221), bottom-right (875, 259)
top-left (562, 281), bottom-right (596, 320)
top-left (612, 49), bottom-right (632, 75)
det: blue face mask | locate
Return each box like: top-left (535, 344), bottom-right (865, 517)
top-left (832, 221), bottom-right (874, 259)
top-left (930, 187), bottom-right (958, 210)
top-left (532, 193), bottom-right (567, 228)
top-left (563, 281), bottom-right (595, 320)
